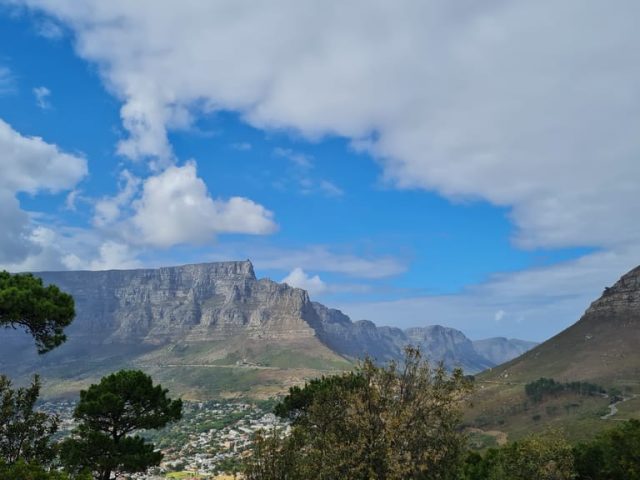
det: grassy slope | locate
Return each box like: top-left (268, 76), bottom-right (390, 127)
top-left (465, 305), bottom-right (640, 447)
top-left (37, 336), bottom-right (352, 401)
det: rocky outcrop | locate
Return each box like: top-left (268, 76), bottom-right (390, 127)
top-left (481, 264), bottom-right (640, 386)
top-left (35, 261), bottom-right (317, 345)
top-left (586, 265), bottom-right (640, 316)
top-left (0, 261), bottom-right (536, 384)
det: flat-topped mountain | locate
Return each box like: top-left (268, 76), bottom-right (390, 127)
top-left (0, 261), bottom-right (533, 399)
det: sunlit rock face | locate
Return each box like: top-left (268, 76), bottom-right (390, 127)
top-left (0, 261), bottom-right (536, 391)
top-left (35, 261), bottom-right (317, 345)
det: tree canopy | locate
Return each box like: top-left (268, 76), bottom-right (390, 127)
top-left (246, 347), bottom-right (473, 480)
top-left (0, 271), bottom-right (75, 353)
top-left (0, 375), bottom-right (58, 465)
top-left (60, 370), bottom-right (182, 480)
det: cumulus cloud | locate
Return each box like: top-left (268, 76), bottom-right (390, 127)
top-left (18, 0), bottom-right (640, 251)
top-left (93, 170), bottom-right (140, 227)
top-left (33, 86), bottom-right (51, 109)
top-left (88, 241), bottom-right (142, 270)
top-left (282, 267), bottom-right (327, 296)
top-left (0, 118), bottom-right (87, 193)
top-left (14, 0), bottom-right (640, 336)
top-left (0, 118), bottom-right (87, 267)
top-left (131, 162), bottom-right (276, 247)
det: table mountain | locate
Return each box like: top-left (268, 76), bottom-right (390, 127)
top-left (0, 261), bottom-right (532, 399)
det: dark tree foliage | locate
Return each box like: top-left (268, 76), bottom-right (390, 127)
top-left (573, 419), bottom-right (640, 479)
top-left (274, 372), bottom-right (366, 421)
top-left (525, 377), bottom-right (606, 403)
top-left (246, 347), bottom-right (472, 480)
top-left (59, 370), bottom-right (182, 480)
top-left (0, 460), bottom-right (77, 480)
top-left (0, 375), bottom-right (58, 465)
top-left (462, 430), bottom-right (575, 480)
top-left (463, 420), bottom-right (640, 480)
top-left (0, 271), bottom-right (75, 353)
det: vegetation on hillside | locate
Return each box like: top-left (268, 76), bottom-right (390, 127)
top-left (2, 271), bottom-right (640, 479)
top-left (525, 377), bottom-right (606, 403)
top-left (0, 274), bottom-right (182, 479)
top-left (245, 347), bottom-right (473, 479)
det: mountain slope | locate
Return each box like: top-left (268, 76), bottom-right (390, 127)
top-left (481, 265), bottom-right (640, 386)
top-left (0, 261), bottom-right (534, 399)
top-left (468, 265), bottom-right (640, 443)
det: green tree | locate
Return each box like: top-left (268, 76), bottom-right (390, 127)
top-left (499, 431), bottom-right (575, 480)
top-left (0, 375), bottom-right (58, 465)
top-left (465, 430), bottom-right (575, 480)
top-left (246, 347), bottom-right (472, 480)
top-left (60, 370), bottom-right (182, 480)
top-left (0, 271), bottom-right (75, 353)
top-left (0, 459), bottom-right (86, 480)
top-left (574, 419), bottom-right (640, 479)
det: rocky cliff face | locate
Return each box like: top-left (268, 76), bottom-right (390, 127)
top-left (0, 261), bottom-right (536, 398)
top-left (36, 261), bottom-right (317, 345)
top-left (310, 302), bottom-right (527, 371)
top-left (585, 265), bottom-right (640, 317)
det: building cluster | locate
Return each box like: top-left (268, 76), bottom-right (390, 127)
top-left (38, 399), bottom-right (289, 479)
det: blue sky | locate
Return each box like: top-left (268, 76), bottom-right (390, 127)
top-left (1, 2), bottom-right (639, 341)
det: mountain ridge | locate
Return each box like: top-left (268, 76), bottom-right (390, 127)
top-left (468, 264), bottom-right (640, 443)
top-left (0, 260), bottom-right (534, 398)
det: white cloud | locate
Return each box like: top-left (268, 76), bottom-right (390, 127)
top-left (131, 162), bottom-right (276, 247)
top-left (282, 267), bottom-right (327, 296)
top-left (0, 118), bottom-right (87, 267)
top-left (11, 1), bottom-right (640, 338)
top-left (340, 246), bottom-right (640, 341)
top-left (318, 180), bottom-right (343, 197)
top-left (252, 245), bottom-right (407, 279)
top-left (0, 191), bottom-right (34, 263)
top-left (17, 0), bottom-right (640, 252)
top-left (92, 170), bottom-right (140, 227)
top-left (35, 18), bottom-right (64, 39)
top-left (88, 241), bottom-right (142, 270)
top-left (0, 118), bottom-right (87, 194)
top-left (33, 86), bottom-right (51, 109)
top-left (274, 147), bottom-right (313, 169)
top-left (64, 189), bottom-right (81, 211)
